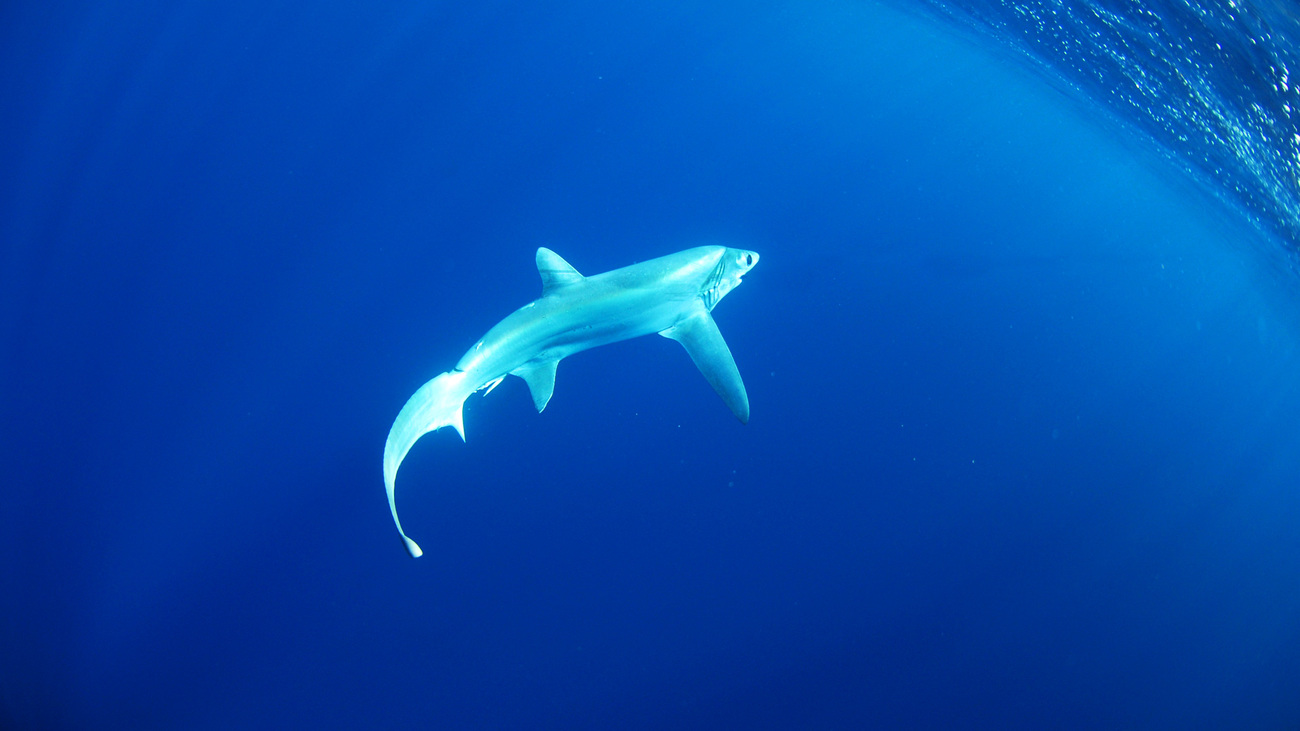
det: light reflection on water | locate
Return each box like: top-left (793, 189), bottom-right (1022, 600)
top-left (903, 0), bottom-right (1300, 272)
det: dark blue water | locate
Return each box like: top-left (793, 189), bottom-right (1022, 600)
top-left (3, 1), bottom-right (1298, 729)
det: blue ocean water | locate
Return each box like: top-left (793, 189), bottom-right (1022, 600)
top-left (2, 1), bottom-right (1298, 729)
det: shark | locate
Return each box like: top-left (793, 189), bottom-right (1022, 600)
top-left (383, 245), bottom-right (760, 557)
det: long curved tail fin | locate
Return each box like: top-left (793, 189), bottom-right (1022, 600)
top-left (383, 370), bottom-right (471, 558)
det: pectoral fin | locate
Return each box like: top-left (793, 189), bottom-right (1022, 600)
top-left (661, 311), bottom-right (750, 423)
top-left (512, 358), bottom-right (559, 412)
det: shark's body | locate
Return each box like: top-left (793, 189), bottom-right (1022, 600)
top-left (383, 245), bottom-right (759, 557)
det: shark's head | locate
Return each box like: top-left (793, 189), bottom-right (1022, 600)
top-left (702, 247), bottom-right (759, 311)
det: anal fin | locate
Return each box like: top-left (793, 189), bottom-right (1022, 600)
top-left (660, 311), bottom-right (750, 423)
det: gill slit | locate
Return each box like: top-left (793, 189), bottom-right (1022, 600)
top-left (702, 258), bottom-right (726, 311)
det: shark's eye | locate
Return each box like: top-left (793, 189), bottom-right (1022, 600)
top-left (744, 254), bottom-right (753, 267)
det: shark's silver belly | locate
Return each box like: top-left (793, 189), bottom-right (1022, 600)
top-left (455, 281), bottom-right (695, 382)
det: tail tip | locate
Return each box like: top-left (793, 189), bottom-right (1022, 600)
top-left (403, 536), bottom-right (424, 558)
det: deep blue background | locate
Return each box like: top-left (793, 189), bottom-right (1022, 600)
top-left (3, 1), bottom-right (1299, 728)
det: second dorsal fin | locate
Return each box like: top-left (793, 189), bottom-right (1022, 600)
top-left (536, 248), bottom-right (584, 295)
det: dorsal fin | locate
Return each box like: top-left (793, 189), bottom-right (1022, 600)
top-left (536, 248), bottom-right (583, 295)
